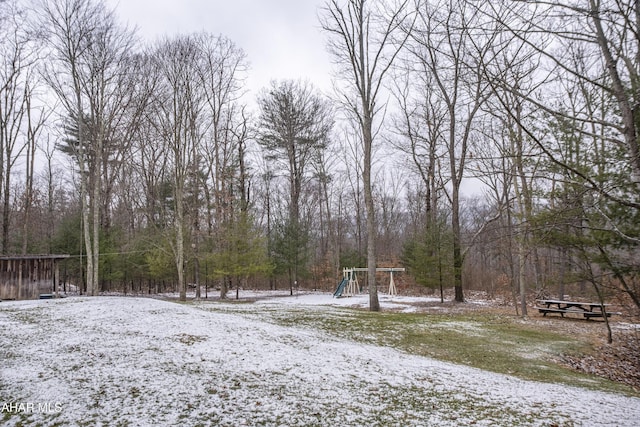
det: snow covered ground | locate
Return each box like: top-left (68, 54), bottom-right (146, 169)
top-left (254, 291), bottom-right (434, 312)
top-left (1, 295), bottom-right (639, 426)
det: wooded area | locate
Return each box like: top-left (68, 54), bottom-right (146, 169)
top-left (0, 0), bottom-right (638, 315)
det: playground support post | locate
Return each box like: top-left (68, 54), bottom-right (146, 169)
top-left (388, 271), bottom-right (397, 296)
top-left (340, 267), bottom-right (404, 297)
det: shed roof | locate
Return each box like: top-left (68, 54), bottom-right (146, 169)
top-left (0, 254), bottom-right (71, 261)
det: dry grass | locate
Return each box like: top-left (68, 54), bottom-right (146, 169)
top-left (401, 289), bottom-right (640, 392)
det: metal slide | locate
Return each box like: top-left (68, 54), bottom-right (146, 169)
top-left (333, 277), bottom-right (348, 298)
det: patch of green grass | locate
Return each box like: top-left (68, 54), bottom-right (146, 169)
top-left (129, 386), bottom-right (141, 399)
top-left (174, 333), bottom-right (207, 346)
top-left (366, 382), bottom-right (568, 426)
top-left (203, 302), bottom-right (639, 397)
top-left (7, 310), bottom-right (41, 325)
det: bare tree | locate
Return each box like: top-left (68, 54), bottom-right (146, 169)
top-left (0, 0), bottom-right (39, 253)
top-left (195, 34), bottom-right (248, 298)
top-left (480, 0), bottom-right (640, 312)
top-left (39, 135), bottom-right (61, 254)
top-left (391, 66), bottom-right (447, 247)
top-left (338, 123), bottom-right (366, 262)
top-left (151, 35), bottom-right (205, 301)
top-left (321, 0), bottom-right (412, 311)
top-left (467, 4), bottom-right (544, 315)
top-left (311, 143), bottom-right (342, 280)
top-left (21, 78), bottom-right (49, 255)
top-left (40, 0), bottom-right (136, 295)
top-left (405, 0), bottom-right (493, 302)
top-left (40, 0), bottom-right (102, 295)
top-left (375, 168), bottom-right (406, 260)
top-left (196, 33), bottom-right (247, 227)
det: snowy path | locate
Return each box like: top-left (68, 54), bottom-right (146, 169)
top-left (1, 296), bottom-right (638, 426)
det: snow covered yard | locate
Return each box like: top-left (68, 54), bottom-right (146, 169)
top-left (1, 296), bottom-right (639, 426)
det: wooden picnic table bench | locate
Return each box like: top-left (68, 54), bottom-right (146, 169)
top-left (535, 299), bottom-right (620, 320)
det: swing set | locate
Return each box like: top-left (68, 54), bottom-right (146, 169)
top-left (333, 267), bottom-right (405, 298)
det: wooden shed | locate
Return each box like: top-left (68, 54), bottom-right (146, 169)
top-left (0, 255), bottom-right (70, 300)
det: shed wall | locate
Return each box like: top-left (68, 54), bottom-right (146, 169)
top-left (0, 258), bottom-right (58, 300)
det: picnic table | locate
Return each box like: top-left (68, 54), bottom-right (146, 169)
top-left (535, 299), bottom-right (619, 320)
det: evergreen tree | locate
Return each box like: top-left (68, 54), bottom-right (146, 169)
top-left (271, 218), bottom-right (310, 295)
top-left (401, 216), bottom-right (453, 302)
top-left (207, 212), bottom-right (272, 298)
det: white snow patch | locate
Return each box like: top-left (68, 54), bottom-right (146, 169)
top-left (0, 296), bottom-right (638, 426)
top-left (256, 291), bottom-right (441, 313)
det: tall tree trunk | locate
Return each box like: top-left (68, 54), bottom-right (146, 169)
top-left (450, 107), bottom-right (464, 303)
top-left (451, 187), bottom-right (464, 302)
top-left (2, 170), bottom-right (10, 253)
top-left (22, 93), bottom-right (37, 255)
top-left (82, 177), bottom-right (93, 295)
top-left (518, 240), bottom-right (527, 317)
top-left (321, 0), bottom-right (411, 311)
top-left (91, 136), bottom-right (102, 295)
top-left (194, 255), bottom-right (200, 300)
top-left (590, 0), bottom-right (640, 189)
top-left (363, 117), bottom-right (379, 311)
top-left (176, 193), bottom-right (186, 301)
top-left (77, 110), bottom-right (94, 296)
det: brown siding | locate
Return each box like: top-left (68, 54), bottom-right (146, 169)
top-left (0, 256), bottom-right (68, 300)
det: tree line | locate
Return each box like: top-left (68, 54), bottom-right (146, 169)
top-left (1, 0), bottom-right (638, 316)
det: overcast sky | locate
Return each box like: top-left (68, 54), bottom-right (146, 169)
top-left (102, 1), bottom-right (485, 196)
top-left (107, 0), bottom-right (333, 100)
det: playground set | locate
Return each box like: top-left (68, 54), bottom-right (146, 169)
top-left (333, 267), bottom-right (405, 298)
